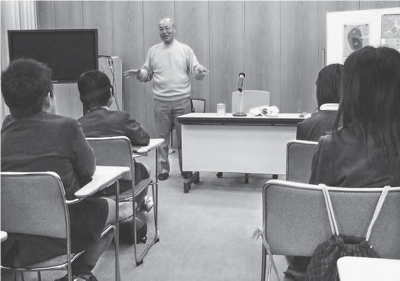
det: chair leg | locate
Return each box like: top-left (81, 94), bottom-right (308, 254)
top-left (66, 253), bottom-right (73, 281)
top-left (261, 245), bottom-right (266, 281)
top-left (267, 260), bottom-right (273, 281)
top-left (115, 182), bottom-right (121, 281)
top-left (37, 271), bottom-right (41, 281)
top-left (134, 181), bottom-right (160, 266)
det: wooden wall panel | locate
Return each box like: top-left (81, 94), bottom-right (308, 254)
top-left (36, 1), bottom-right (55, 28)
top-left (280, 1), bottom-right (320, 114)
top-left (209, 1), bottom-right (244, 113)
top-left (112, 1), bottom-right (146, 127)
top-left (360, 1), bottom-right (400, 9)
top-left (54, 1), bottom-right (82, 28)
top-left (244, 1), bottom-right (281, 109)
top-left (142, 1), bottom-right (174, 137)
top-left (175, 2), bottom-right (210, 112)
top-left (82, 1), bottom-right (113, 56)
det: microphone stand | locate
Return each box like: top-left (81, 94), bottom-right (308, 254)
top-left (233, 89), bottom-right (247, 117)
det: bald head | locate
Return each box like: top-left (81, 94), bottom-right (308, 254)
top-left (159, 17), bottom-right (176, 45)
top-left (159, 18), bottom-right (174, 25)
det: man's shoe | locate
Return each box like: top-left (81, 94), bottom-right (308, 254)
top-left (158, 173), bottom-right (169, 181)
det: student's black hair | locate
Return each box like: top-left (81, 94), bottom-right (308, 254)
top-left (316, 63), bottom-right (343, 108)
top-left (333, 46), bottom-right (400, 165)
top-left (78, 70), bottom-right (112, 111)
top-left (1, 58), bottom-right (53, 117)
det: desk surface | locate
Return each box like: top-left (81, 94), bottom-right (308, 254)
top-left (337, 257), bottom-right (400, 281)
top-left (132, 138), bottom-right (164, 153)
top-left (178, 113), bottom-right (305, 126)
top-left (75, 166), bottom-right (130, 197)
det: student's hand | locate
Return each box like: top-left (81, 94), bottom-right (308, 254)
top-left (123, 69), bottom-right (141, 79)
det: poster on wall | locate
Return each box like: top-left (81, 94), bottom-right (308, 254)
top-left (381, 14), bottom-right (400, 51)
top-left (343, 24), bottom-right (370, 63)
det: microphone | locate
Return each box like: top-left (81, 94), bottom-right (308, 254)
top-left (238, 73), bottom-right (245, 92)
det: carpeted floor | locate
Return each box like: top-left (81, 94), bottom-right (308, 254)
top-left (17, 151), bottom-right (290, 281)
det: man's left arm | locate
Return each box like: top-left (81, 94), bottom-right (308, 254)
top-left (188, 48), bottom-right (208, 80)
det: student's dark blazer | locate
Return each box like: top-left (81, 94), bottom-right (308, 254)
top-left (296, 108), bottom-right (338, 142)
top-left (78, 107), bottom-right (150, 192)
top-left (78, 107), bottom-right (150, 146)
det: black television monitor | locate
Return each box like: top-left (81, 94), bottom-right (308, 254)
top-left (8, 29), bottom-right (98, 83)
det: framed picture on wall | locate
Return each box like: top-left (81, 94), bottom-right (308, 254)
top-left (381, 14), bottom-right (400, 51)
top-left (343, 24), bottom-right (370, 63)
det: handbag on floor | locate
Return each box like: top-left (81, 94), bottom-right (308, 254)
top-left (304, 184), bottom-right (390, 281)
top-left (119, 202), bottom-right (147, 244)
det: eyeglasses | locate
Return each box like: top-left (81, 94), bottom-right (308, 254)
top-left (159, 27), bottom-right (173, 32)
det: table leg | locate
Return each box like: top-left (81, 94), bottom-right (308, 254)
top-left (183, 172), bottom-right (199, 193)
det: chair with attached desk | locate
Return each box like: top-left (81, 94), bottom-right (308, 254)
top-left (337, 256), bottom-right (400, 281)
top-left (86, 136), bottom-right (164, 266)
top-left (286, 140), bottom-right (318, 183)
top-left (260, 180), bottom-right (400, 281)
top-left (217, 90), bottom-right (271, 183)
top-left (1, 171), bottom-right (121, 281)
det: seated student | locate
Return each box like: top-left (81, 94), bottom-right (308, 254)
top-left (296, 63), bottom-right (343, 141)
top-left (77, 70), bottom-right (152, 211)
top-left (309, 46), bottom-right (400, 187)
top-left (286, 46), bottom-right (400, 281)
top-left (287, 63), bottom-right (343, 280)
top-left (1, 58), bottom-right (115, 281)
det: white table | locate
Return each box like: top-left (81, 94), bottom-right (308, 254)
top-left (178, 113), bottom-right (305, 193)
top-left (75, 165), bottom-right (130, 281)
top-left (337, 256), bottom-right (400, 281)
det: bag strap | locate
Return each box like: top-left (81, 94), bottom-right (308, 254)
top-left (320, 184), bottom-right (339, 235)
top-left (252, 227), bottom-right (281, 281)
top-left (365, 185), bottom-right (390, 241)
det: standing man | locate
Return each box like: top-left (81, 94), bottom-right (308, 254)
top-left (124, 17), bottom-right (208, 181)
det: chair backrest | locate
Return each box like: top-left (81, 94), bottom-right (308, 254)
top-left (263, 180), bottom-right (400, 259)
top-left (286, 140), bottom-right (318, 183)
top-left (1, 172), bottom-right (69, 239)
top-left (191, 98), bottom-right (206, 113)
top-left (86, 136), bottom-right (134, 182)
top-left (231, 90), bottom-right (270, 113)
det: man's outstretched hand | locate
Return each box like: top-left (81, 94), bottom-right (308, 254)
top-left (195, 65), bottom-right (209, 79)
top-left (123, 69), bottom-right (140, 79)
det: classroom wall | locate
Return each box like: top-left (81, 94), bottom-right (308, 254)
top-left (34, 1), bottom-right (400, 136)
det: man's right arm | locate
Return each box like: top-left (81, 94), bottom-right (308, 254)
top-left (123, 48), bottom-right (153, 82)
top-left (137, 48), bottom-right (154, 82)
top-left (136, 66), bottom-right (152, 82)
